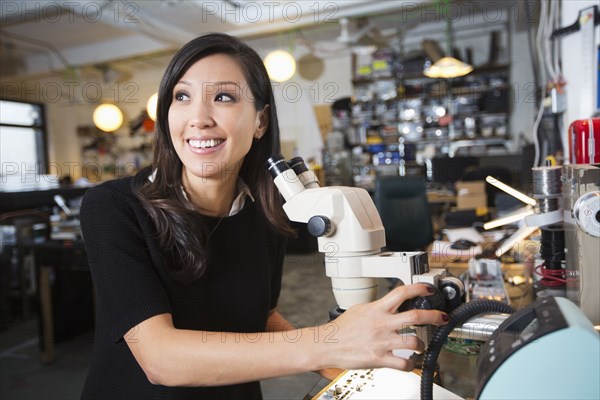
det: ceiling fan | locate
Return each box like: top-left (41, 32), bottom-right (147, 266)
top-left (336, 17), bottom-right (392, 55)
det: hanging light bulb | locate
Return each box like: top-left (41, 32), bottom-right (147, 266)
top-left (264, 49), bottom-right (296, 82)
top-left (423, 2), bottom-right (473, 80)
top-left (423, 56), bottom-right (473, 79)
top-left (146, 92), bottom-right (158, 121)
top-left (93, 103), bottom-right (123, 132)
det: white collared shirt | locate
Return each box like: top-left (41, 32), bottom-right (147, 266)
top-left (226, 179), bottom-right (254, 216)
top-left (148, 170), bottom-right (254, 216)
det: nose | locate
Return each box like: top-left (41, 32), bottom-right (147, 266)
top-left (189, 103), bottom-right (215, 129)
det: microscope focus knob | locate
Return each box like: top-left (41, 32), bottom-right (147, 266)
top-left (440, 277), bottom-right (465, 313)
top-left (307, 215), bottom-right (332, 237)
top-left (397, 283), bottom-right (446, 315)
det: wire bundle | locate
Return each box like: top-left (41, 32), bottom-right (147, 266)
top-left (535, 263), bottom-right (566, 287)
top-left (532, 166), bottom-right (562, 213)
top-left (530, 0), bottom-right (564, 167)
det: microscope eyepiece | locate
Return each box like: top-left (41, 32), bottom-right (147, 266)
top-left (287, 157), bottom-right (309, 175)
top-left (267, 154), bottom-right (305, 201)
top-left (287, 156), bottom-right (320, 189)
top-left (266, 155), bottom-right (290, 179)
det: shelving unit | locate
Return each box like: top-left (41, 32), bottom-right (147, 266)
top-left (325, 46), bottom-right (514, 190)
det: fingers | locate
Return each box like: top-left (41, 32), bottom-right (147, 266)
top-left (378, 283), bottom-right (437, 312)
top-left (374, 283), bottom-right (450, 328)
top-left (393, 333), bottom-right (425, 354)
top-left (381, 354), bottom-right (417, 372)
top-left (394, 309), bottom-right (449, 328)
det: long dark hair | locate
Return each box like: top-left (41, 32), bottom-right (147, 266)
top-left (135, 33), bottom-right (293, 284)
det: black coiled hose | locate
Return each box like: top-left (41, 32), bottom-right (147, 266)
top-left (420, 300), bottom-right (514, 400)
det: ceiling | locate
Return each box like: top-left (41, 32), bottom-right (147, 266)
top-left (0, 0), bottom-right (435, 79)
top-left (0, 0), bottom-right (520, 83)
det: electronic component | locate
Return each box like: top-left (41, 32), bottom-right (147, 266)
top-left (313, 368), bottom-right (461, 400)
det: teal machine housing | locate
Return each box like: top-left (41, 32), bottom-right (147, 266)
top-left (476, 297), bottom-right (600, 399)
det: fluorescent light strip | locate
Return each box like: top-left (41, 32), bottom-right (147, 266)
top-left (495, 226), bottom-right (539, 258)
top-left (486, 176), bottom-right (537, 206)
top-left (483, 207), bottom-right (535, 230)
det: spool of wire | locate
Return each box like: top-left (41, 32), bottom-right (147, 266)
top-left (531, 166), bottom-right (566, 295)
top-left (536, 224), bottom-right (566, 290)
top-left (540, 225), bottom-right (565, 271)
top-left (532, 166), bottom-right (562, 213)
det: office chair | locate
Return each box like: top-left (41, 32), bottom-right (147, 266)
top-left (374, 176), bottom-right (434, 251)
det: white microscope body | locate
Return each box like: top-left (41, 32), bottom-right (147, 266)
top-left (268, 156), bottom-right (461, 313)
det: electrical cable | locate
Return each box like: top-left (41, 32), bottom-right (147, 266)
top-left (128, 8), bottom-right (185, 47)
top-left (543, 1), bottom-right (559, 83)
top-left (534, 263), bottom-right (566, 286)
top-left (525, 1), bottom-right (541, 99)
top-left (536, 1), bottom-right (547, 86)
top-left (420, 300), bottom-right (514, 400)
top-left (552, 1), bottom-right (562, 78)
top-left (532, 92), bottom-right (545, 167)
top-left (533, 0), bottom-right (566, 166)
top-left (0, 30), bottom-right (71, 69)
top-left (532, 1), bottom-right (548, 167)
top-left (533, 0), bottom-right (565, 166)
top-left (1, 42), bottom-right (55, 72)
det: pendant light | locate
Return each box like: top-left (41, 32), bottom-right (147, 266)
top-left (146, 92), bottom-right (158, 121)
top-left (93, 103), bottom-right (123, 132)
top-left (424, 56), bottom-right (473, 79)
top-left (423, 0), bottom-right (473, 79)
top-left (264, 49), bottom-right (296, 82)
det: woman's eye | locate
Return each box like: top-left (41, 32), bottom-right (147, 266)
top-left (174, 91), bottom-right (189, 101)
top-left (215, 93), bottom-right (235, 103)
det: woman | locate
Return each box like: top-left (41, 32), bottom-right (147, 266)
top-left (79, 33), bottom-right (448, 399)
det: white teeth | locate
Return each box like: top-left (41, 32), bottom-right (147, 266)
top-left (188, 139), bottom-right (224, 149)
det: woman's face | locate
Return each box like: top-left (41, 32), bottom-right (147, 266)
top-left (168, 53), bottom-right (267, 181)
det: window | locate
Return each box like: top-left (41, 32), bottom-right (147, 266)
top-left (0, 100), bottom-right (48, 190)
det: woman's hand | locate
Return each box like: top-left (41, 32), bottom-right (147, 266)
top-left (320, 284), bottom-right (449, 372)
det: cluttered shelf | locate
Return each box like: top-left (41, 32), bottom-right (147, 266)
top-left (351, 64), bottom-right (511, 85)
top-left (322, 30), bottom-right (513, 188)
top-left (0, 186), bottom-right (89, 213)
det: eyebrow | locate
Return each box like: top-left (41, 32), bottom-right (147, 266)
top-left (176, 80), bottom-right (242, 89)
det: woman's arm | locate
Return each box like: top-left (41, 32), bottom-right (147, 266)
top-left (265, 309), bottom-right (295, 332)
top-left (265, 309), bottom-right (344, 380)
top-left (126, 283), bottom-right (447, 387)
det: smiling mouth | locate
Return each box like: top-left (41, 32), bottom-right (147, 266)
top-left (188, 139), bottom-right (225, 149)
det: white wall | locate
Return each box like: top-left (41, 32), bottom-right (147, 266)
top-left (256, 44), bottom-right (353, 165)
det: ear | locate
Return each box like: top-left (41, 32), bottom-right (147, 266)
top-left (254, 105), bottom-right (270, 140)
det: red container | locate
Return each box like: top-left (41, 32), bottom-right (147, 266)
top-left (569, 118), bottom-right (600, 164)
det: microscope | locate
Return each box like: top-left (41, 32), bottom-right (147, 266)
top-left (267, 155), bottom-right (464, 344)
top-left (269, 156), bottom-right (599, 399)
